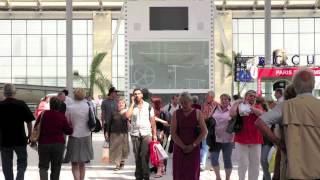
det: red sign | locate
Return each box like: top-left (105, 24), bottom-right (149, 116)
top-left (257, 67), bottom-right (320, 95)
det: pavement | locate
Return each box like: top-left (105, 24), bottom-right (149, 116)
top-left (0, 133), bottom-right (264, 180)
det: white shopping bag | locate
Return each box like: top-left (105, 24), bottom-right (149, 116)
top-left (155, 144), bottom-right (169, 160)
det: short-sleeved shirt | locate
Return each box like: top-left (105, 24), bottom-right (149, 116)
top-left (101, 98), bottom-right (118, 123)
top-left (234, 104), bottom-right (264, 144)
top-left (130, 101), bottom-right (154, 137)
top-left (0, 98), bottom-right (34, 147)
top-left (212, 106), bottom-right (233, 143)
top-left (66, 100), bottom-right (91, 138)
top-left (260, 103), bottom-right (283, 126)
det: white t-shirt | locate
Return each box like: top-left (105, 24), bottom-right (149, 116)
top-left (130, 101), bottom-right (154, 137)
top-left (66, 100), bottom-right (91, 137)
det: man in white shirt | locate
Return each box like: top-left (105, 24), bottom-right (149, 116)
top-left (126, 88), bottom-right (157, 180)
top-left (163, 95), bottom-right (180, 120)
top-left (274, 88), bottom-right (284, 103)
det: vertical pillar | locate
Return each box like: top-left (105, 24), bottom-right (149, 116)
top-left (265, 0), bottom-right (271, 64)
top-left (264, 0), bottom-right (272, 98)
top-left (66, 0), bottom-right (73, 97)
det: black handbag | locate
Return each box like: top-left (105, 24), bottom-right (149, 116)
top-left (226, 112), bottom-right (243, 133)
top-left (87, 102), bottom-right (102, 132)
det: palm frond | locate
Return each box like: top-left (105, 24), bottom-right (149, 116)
top-left (73, 71), bottom-right (88, 88)
top-left (88, 52), bottom-right (107, 96)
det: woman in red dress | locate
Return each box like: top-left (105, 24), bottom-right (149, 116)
top-left (171, 92), bottom-right (207, 180)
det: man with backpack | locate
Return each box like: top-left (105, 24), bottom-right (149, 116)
top-left (126, 88), bottom-right (157, 180)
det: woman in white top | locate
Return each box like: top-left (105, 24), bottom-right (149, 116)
top-left (65, 88), bottom-right (93, 180)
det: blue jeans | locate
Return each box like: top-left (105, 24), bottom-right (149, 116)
top-left (1, 146), bottom-right (28, 180)
top-left (210, 142), bottom-right (233, 169)
top-left (200, 139), bottom-right (209, 169)
top-left (260, 144), bottom-right (272, 180)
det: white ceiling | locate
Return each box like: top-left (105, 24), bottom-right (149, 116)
top-left (0, 0), bottom-right (318, 11)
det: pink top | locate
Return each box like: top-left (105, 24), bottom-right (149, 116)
top-left (212, 106), bottom-right (234, 143)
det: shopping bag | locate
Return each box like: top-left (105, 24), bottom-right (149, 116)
top-left (30, 111), bottom-right (45, 143)
top-left (149, 141), bottom-right (160, 166)
top-left (268, 146), bottom-right (276, 173)
top-left (102, 141), bottom-right (110, 164)
top-left (155, 143), bottom-right (168, 160)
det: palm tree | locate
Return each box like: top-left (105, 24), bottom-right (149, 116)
top-left (73, 52), bottom-right (111, 97)
top-left (216, 51), bottom-right (243, 95)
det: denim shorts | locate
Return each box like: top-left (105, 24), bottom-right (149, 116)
top-left (210, 142), bottom-right (233, 169)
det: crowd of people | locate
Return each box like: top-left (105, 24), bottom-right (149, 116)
top-left (0, 67), bottom-right (320, 180)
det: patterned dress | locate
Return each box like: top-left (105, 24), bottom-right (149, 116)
top-left (173, 109), bottom-right (200, 180)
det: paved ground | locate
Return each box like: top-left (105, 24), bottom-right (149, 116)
top-left (0, 133), bottom-right (264, 180)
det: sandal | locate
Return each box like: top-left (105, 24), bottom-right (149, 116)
top-left (113, 166), bottom-right (121, 171)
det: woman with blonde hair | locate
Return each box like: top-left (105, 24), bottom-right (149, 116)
top-left (65, 88), bottom-right (94, 180)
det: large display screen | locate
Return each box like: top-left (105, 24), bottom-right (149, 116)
top-left (150, 7), bottom-right (189, 30)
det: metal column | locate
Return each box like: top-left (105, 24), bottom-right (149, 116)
top-left (66, 0), bottom-right (73, 97)
top-left (264, 0), bottom-right (272, 98)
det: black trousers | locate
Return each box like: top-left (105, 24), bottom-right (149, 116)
top-left (38, 143), bottom-right (65, 180)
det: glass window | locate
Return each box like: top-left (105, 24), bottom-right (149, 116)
top-left (42, 57), bottom-right (57, 77)
top-left (300, 18), bottom-right (314, 33)
top-left (12, 57), bottom-right (26, 84)
top-left (284, 34), bottom-right (299, 55)
top-left (27, 57), bottom-right (41, 84)
top-left (118, 35), bottom-right (125, 56)
top-left (118, 56), bottom-right (125, 77)
top-left (12, 20), bottom-right (26, 34)
top-left (42, 20), bottom-right (57, 34)
top-left (112, 36), bottom-right (118, 56)
top-left (88, 35), bottom-right (93, 57)
top-left (233, 34), bottom-right (238, 53)
top-left (315, 33), bottom-right (320, 54)
top-left (73, 57), bottom-right (88, 77)
top-left (254, 34), bottom-right (264, 55)
top-left (88, 20), bottom-right (93, 34)
top-left (57, 20), bottom-right (66, 34)
top-left (0, 20), bottom-right (11, 34)
top-left (27, 20), bottom-right (41, 34)
top-left (271, 34), bottom-right (283, 51)
top-left (0, 57), bottom-right (11, 79)
top-left (42, 35), bottom-right (57, 56)
top-left (112, 77), bottom-right (118, 89)
top-left (112, 57), bottom-right (118, 77)
top-left (117, 77), bottom-right (125, 91)
top-left (284, 19), bottom-right (298, 33)
top-left (238, 34), bottom-right (253, 55)
top-left (57, 35), bottom-right (66, 56)
top-left (27, 35), bottom-right (41, 56)
top-left (73, 35), bottom-right (87, 56)
top-left (300, 33), bottom-right (314, 54)
top-left (271, 19), bottom-right (283, 33)
top-left (232, 19), bottom-right (238, 33)
top-left (73, 20), bottom-right (87, 34)
top-left (112, 20), bottom-right (117, 34)
top-left (315, 18), bottom-right (320, 33)
top-left (119, 20), bottom-right (125, 34)
top-left (57, 57), bottom-right (66, 77)
top-left (12, 35), bottom-right (26, 56)
top-left (238, 19), bottom-right (253, 33)
top-left (254, 19), bottom-right (264, 33)
top-left (129, 41), bottom-right (209, 89)
top-left (0, 35), bottom-right (11, 56)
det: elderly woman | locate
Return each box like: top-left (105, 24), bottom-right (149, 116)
top-left (256, 67), bottom-right (320, 180)
top-left (230, 90), bottom-right (264, 180)
top-left (65, 88), bottom-right (94, 180)
top-left (211, 94), bottom-right (233, 180)
top-left (171, 92), bottom-right (207, 180)
top-left (106, 98), bottom-right (130, 171)
top-left (37, 96), bottom-right (73, 180)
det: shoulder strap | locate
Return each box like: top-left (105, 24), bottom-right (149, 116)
top-left (148, 104), bottom-right (151, 120)
top-left (168, 104), bottom-right (172, 112)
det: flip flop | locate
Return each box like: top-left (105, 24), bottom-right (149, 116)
top-left (154, 174), bottom-right (162, 178)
